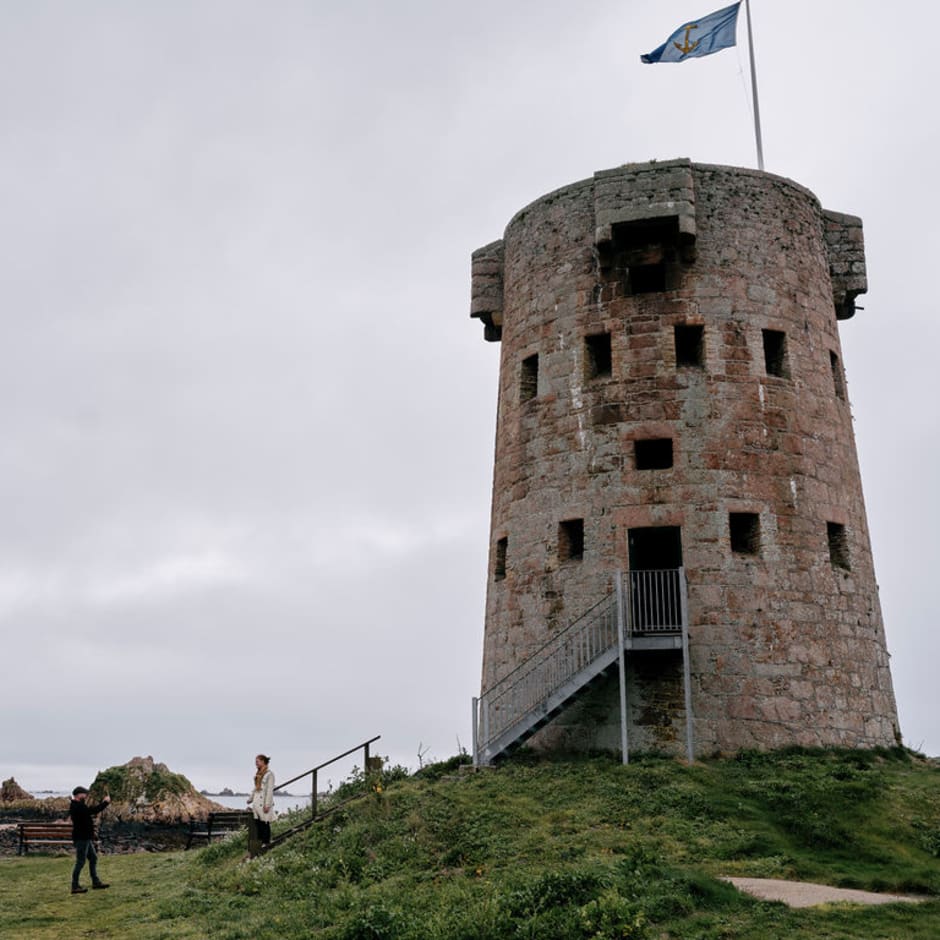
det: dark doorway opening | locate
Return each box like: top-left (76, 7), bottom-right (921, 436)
top-left (627, 526), bottom-right (683, 631)
top-left (629, 526), bottom-right (682, 569)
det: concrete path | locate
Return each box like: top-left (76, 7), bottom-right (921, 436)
top-left (723, 877), bottom-right (929, 909)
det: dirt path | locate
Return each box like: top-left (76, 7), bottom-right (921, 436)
top-left (723, 877), bottom-right (929, 909)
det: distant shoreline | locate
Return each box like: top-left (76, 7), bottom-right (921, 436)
top-left (200, 791), bottom-right (300, 798)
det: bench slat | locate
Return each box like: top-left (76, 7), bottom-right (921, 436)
top-left (184, 810), bottom-right (252, 849)
top-left (17, 823), bottom-right (97, 857)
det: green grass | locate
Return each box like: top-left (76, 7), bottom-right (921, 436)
top-left (2, 748), bottom-right (939, 938)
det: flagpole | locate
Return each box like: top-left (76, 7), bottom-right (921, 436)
top-left (744, 0), bottom-right (764, 170)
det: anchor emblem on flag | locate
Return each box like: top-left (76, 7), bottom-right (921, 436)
top-left (673, 24), bottom-right (700, 56)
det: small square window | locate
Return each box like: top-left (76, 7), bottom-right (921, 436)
top-left (494, 537), bottom-right (507, 581)
top-left (827, 522), bottom-right (850, 570)
top-left (558, 519), bottom-right (584, 562)
top-left (634, 438), bottom-right (674, 470)
top-left (674, 324), bottom-right (705, 368)
top-left (830, 351), bottom-right (846, 400)
top-left (585, 332), bottom-right (612, 379)
top-left (520, 354), bottom-right (539, 402)
top-left (762, 329), bottom-right (789, 378)
top-left (729, 512), bottom-right (761, 555)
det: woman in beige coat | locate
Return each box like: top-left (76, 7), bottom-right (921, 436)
top-left (248, 754), bottom-right (275, 845)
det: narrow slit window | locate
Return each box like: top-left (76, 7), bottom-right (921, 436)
top-left (830, 351), bottom-right (846, 400)
top-left (827, 522), bottom-right (850, 570)
top-left (674, 324), bottom-right (705, 368)
top-left (520, 353), bottom-right (539, 402)
top-left (635, 438), bottom-right (674, 470)
top-left (762, 329), bottom-right (789, 378)
top-left (558, 519), bottom-right (584, 563)
top-left (729, 512), bottom-right (761, 556)
top-left (494, 537), bottom-right (507, 581)
top-left (585, 332), bottom-right (612, 380)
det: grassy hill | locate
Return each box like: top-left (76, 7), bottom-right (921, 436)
top-left (3, 748), bottom-right (939, 939)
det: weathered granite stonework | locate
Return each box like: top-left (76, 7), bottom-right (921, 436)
top-left (471, 159), bottom-right (900, 756)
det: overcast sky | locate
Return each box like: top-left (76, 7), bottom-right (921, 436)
top-left (3, 1), bottom-right (937, 793)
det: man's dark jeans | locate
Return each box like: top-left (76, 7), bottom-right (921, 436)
top-left (72, 839), bottom-right (100, 888)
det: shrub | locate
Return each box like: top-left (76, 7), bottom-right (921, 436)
top-left (502, 868), bottom-right (607, 917)
top-left (412, 753), bottom-right (472, 782)
top-left (340, 902), bottom-right (402, 940)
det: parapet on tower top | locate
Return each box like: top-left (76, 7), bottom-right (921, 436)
top-left (471, 159), bottom-right (867, 346)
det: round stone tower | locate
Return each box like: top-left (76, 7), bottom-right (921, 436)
top-left (470, 159), bottom-right (899, 760)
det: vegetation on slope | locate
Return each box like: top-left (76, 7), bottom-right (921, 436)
top-left (93, 762), bottom-right (190, 804)
top-left (2, 748), bottom-right (939, 939)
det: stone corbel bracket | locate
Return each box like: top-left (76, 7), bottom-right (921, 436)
top-left (470, 239), bottom-right (505, 342)
top-left (823, 209), bottom-right (867, 320)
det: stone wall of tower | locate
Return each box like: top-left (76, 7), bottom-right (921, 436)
top-left (472, 159), bottom-right (899, 755)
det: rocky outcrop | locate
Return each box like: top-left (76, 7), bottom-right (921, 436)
top-left (92, 756), bottom-right (225, 823)
top-left (1, 777), bottom-right (33, 801)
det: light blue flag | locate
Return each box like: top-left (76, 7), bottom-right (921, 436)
top-left (641, 2), bottom-right (740, 64)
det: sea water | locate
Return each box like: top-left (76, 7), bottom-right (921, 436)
top-left (36, 791), bottom-right (311, 816)
top-left (208, 792), bottom-right (311, 814)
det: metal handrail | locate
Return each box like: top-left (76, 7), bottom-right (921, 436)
top-left (478, 593), bottom-right (619, 750)
top-left (483, 592), bottom-right (616, 694)
top-left (274, 734), bottom-right (381, 820)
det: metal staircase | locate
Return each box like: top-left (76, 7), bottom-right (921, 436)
top-left (472, 569), bottom-right (692, 766)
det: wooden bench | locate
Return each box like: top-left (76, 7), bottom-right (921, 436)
top-left (17, 822), bottom-right (94, 856)
top-left (185, 811), bottom-right (252, 849)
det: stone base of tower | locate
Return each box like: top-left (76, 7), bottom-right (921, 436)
top-left (528, 655), bottom-right (688, 756)
top-left (526, 656), bottom-right (901, 759)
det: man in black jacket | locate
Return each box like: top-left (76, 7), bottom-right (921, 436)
top-left (68, 786), bottom-right (111, 894)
